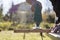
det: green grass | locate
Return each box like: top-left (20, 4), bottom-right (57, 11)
top-left (0, 21), bottom-right (59, 40)
top-left (0, 31), bottom-right (60, 40)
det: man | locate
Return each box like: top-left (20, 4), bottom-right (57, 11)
top-left (31, 0), bottom-right (42, 29)
top-left (50, 0), bottom-right (60, 24)
top-left (17, 0), bottom-right (42, 29)
top-left (14, 0), bottom-right (42, 29)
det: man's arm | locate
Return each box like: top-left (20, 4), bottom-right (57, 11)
top-left (31, 5), bottom-right (35, 12)
top-left (31, 1), bottom-right (42, 12)
top-left (37, 1), bottom-right (42, 10)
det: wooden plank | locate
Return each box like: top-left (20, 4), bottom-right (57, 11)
top-left (14, 29), bottom-right (51, 33)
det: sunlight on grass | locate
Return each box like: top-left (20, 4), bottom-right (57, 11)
top-left (0, 31), bottom-right (60, 40)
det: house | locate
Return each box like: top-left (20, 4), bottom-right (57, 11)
top-left (8, 2), bottom-right (34, 24)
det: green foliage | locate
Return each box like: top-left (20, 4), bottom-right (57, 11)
top-left (0, 21), bottom-right (12, 30)
top-left (0, 8), bottom-right (3, 21)
top-left (40, 22), bottom-right (55, 29)
top-left (0, 21), bottom-right (55, 30)
top-left (42, 13), bottom-right (55, 23)
top-left (47, 15), bottom-right (55, 23)
top-left (0, 9), bottom-right (2, 18)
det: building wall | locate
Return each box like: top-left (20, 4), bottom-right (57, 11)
top-left (11, 2), bottom-right (34, 24)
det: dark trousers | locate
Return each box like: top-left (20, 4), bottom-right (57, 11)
top-left (35, 21), bottom-right (41, 27)
top-left (56, 17), bottom-right (60, 24)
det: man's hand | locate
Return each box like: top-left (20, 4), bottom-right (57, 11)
top-left (31, 5), bottom-right (35, 12)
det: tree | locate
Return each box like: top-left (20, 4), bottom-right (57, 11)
top-left (0, 8), bottom-right (2, 18)
top-left (0, 8), bottom-right (3, 21)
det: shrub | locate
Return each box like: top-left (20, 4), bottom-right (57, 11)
top-left (0, 21), bottom-right (12, 30)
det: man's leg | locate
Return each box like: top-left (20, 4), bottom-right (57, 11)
top-left (33, 21), bottom-right (41, 29)
top-left (56, 17), bottom-right (60, 24)
top-left (36, 22), bottom-right (40, 27)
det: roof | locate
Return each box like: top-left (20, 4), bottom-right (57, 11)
top-left (9, 3), bottom-right (20, 13)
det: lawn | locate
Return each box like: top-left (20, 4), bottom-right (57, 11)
top-left (0, 21), bottom-right (60, 40)
top-left (0, 31), bottom-right (60, 40)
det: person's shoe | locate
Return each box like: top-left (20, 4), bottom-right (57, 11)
top-left (33, 27), bottom-right (40, 29)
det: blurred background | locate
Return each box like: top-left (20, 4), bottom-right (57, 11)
top-left (0, 0), bottom-right (56, 30)
top-left (0, 0), bottom-right (59, 40)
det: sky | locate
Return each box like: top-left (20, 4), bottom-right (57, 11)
top-left (0, 0), bottom-right (53, 16)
